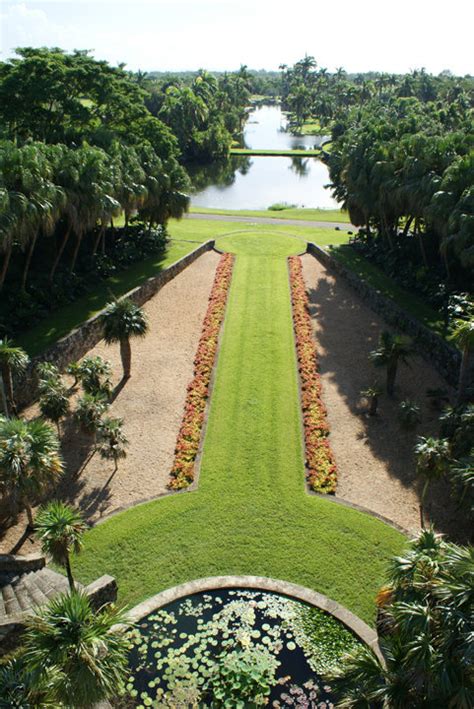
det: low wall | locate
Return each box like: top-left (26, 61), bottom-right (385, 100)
top-left (15, 240), bottom-right (215, 409)
top-left (306, 243), bottom-right (461, 385)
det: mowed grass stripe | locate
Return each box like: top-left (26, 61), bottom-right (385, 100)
top-left (74, 232), bottom-right (404, 624)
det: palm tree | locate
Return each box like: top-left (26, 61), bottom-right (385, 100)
top-left (22, 591), bottom-right (130, 707)
top-left (0, 656), bottom-right (59, 709)
top-left (369, 331), bottom-right (413, 396)
top-left (0, 416), bottom-right (63, 527)
top-left (415, 436), bottom-right (451, 526)
top-left (39, 382), bottom-right (70, 436)
top-left (101, 298), bottom-right (148, 379)
top-left (35, 501), bottom-right (86, 591)
top-left (0, 338), bottom-right (29, 416)
top-left (450, 318), bottom-right (474, 405)
top-left (97, 416), bottom-right (128, 474)
top-left (330, 529), bottom-right (474, 707)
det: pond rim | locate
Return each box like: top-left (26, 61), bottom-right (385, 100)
top-left (126, 575), bottom-right (383, 662)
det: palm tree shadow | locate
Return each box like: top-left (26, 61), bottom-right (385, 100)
top-left (304, 259), bottom-right (467, 541)
top-left (110, 377), bottom-right (128, 403)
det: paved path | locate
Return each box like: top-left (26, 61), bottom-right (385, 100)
top-left (186, 212), bottom-right (353, 231)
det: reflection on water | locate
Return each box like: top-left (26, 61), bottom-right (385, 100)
top-left (190, 105), bottom-right (338, 210)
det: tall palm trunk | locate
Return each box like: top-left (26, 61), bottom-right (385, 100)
top-left (0, 244), bottom-right (13, 290)
top-left (92, 226), bottom-right (105, 257)
top-left (21, 231), bottom-right (39, 290)
top-left (456, 346), bottom-right (473, 406)
top-left (24, 500), bottom-right (34, 528)
top-left (420, 479), bottom-right (430, 528)
top-left (64, 553), bottom-right (76, 592)
top-left (120, 338), bottom-right (132, 379)
top-left (70, 233), bottom-right (83, 272)
top-left (0, 363), bottom-right (16, 415)
top-left (402, 216), bottom-right (414, 238)
top-left (386, 361), bottom-right (398, 397)
top-left (50, 223), bottom-right (72, 283)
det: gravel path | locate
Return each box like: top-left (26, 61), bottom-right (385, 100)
top-left (0, 251), bottom-right (221, 553)
top-left (301, 254), bottom-right (465, 539)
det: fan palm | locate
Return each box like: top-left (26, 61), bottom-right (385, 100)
top-left (22, 591), bottom-right (130, 707)
top-left (39, 381), bottom-right (70, 435)
top-left (101, 298), bottom-right (148, 379)
top-left (0, 416), bottom-right (63, 526)
top-left (414, 436), bottom-right (451, 526)
top-left (0, 656), bottom-right (59, 709)
top-left (0, 337), bottom-right (29, 416)
top-left (97, 416), bottom-right (128, 473)
top-left (369, 331), bottom-right (413, 396)
top-left (35, 501), bottom-right (86, 591)
top-left (450, 318), bottom-right (474, 405)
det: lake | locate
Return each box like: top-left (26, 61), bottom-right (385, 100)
top-left (190, 105), bottom-right (339, 210)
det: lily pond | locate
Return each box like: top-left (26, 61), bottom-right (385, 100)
top-left (124, 588), bottom-right (360, 707)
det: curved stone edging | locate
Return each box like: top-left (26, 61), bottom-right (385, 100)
top-left (126, 575), bottom-right (383, 662)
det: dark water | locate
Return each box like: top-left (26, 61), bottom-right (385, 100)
top-left (190, 106), bottom-right (338, 210)
top-left (126, 588), bottom-right (360, 707)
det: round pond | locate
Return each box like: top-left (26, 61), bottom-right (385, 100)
top-left (124, 588), bottom-right (361, 706)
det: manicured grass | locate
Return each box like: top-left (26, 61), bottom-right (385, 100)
top-left (230, 148), bottom-right (321, 157)
top-left (16, 219), bottom-right (350, 358)
top-left (74, 231), bottom-right (404, 625)
top-left (292, 119), bottom-right (329, 136)
top-left (189, 206), bottom-right (351, 223)
top-left (332, 244), bottom-right (445, 337)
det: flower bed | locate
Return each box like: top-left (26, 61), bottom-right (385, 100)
top-left (288, 256), bottom-right (337, 493)
top-left (168, 253), bottom-right (234, 489)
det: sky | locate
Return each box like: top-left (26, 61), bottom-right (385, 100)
top-left (0, 0), bottom-right (473, 75)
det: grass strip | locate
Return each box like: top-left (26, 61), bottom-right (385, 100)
top-left (168, 253), bottom-right (234, 489)
top-left (230, 148), bottom-right (321, 157)
top-left (289, 256), bottom-right (337, 493)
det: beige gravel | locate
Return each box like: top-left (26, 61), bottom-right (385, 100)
top-left (302, 254), bottom-right (466, 539)
top-left (0, 251), bottom-right (220, 554)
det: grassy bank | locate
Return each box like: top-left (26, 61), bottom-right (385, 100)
top-left (332, 244), bottom-right (445, 336)
top-left (189, 206), bottom-right (351, 223)
top-left (74, 231), bottom-right (404, 624)
top-left (230, 148), bottom-right (321, 157)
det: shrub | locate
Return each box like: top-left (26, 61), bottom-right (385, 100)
top-left (398, 399), bottom-right (421, 430)
top-left (76, 356), bottom-right (112, 398)
top-left (74, 393), bottom-right (109, 435)
top-left (288, 256), bottom-right (337, 493)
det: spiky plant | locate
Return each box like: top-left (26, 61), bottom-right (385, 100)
top-left (0, 656), bottom-right (59, 709)
top-left (35, 501), bottom-right (86, 591)
top-left (0, 337), bottom-right (29, 416)
top-left (74, 393), bottom-right (109, 437)
top-left (76, 356), bottom-right (112, 398)
top-left (39, 382), bottom-right (70, 435)
top-left (450, 318), bottom-right (474, 405)
top-left (360, 385), bottom-right (382, 416)
top-left (22, 591), bottom-right (130, 707)
top-left (369, 331), bottom-right (413, 396)
top-left (398, 399), bottom-right (421, 430)
top-left (97, 416), bottom-right (128, 473)
top-left (0, 416), bottom-right (63, 527)
top-left (101, 299), bottom-right (148, 379)
top-left (414, 436), bottom-right (451, 526)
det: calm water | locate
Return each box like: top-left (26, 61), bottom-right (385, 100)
top-left (190, 105), bottom-right (338, 210)
top-left (126, 588), bottom-right (359, 706)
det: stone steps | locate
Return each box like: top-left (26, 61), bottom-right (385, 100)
top-left (0, 567), bottom-right (76, 622)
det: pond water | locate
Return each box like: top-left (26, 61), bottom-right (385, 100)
top-left (190, 106), bottom-right (339, 210)
top-left (125, 588), bottom-right (360, 707)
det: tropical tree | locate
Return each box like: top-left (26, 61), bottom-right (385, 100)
top-left (450, 318), bottom-right (474, 405)
top-left (0, 337), bottom-right (29, 416)
top-left (414, 436), bottom-right (451, 525)
top-left (22, 591), bottom-right (130, 707)
top-left (0, 416), bottom-right (63, 526)
top-left (34, 501), bottom-right (86, 591)
top-left (39, 382), bottom-right (70, 435)
top-left (0, 656), bottom-right (59, 709)
top-left (369, 332), bottom-right (413, 396)
top-left (97, 416), bottom-right (128, 474)
top-left (101, 298), bottom-right (148, 379)
top-left (74, 393), bottom-right (109, 438)
top-left (329, 529), bottom-right (474, 707)
top-left (76, 356), bottom-right (112, 398)
top-left (449, 452), bottom-right (474, 519)
top-left (360, 385), bottom-right (382, 416)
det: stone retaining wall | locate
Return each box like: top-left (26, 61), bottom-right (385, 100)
top-left (15, 240), bottom-right (215, 409)
top-left (306, 242), bottom-right (461, 385)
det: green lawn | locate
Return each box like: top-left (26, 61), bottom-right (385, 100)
top-left (291, 119), bottom-right (329, 136)
top-left (18, 220), bottom-right (350, 357)
top-left (189, 206), bottom-right (351, 223)
top-left (332, 244), bottom-right (445, 337)
top-left (230, 148), bottom-right (321, 157)
top-left (74, 231), bottom-right (404, 625)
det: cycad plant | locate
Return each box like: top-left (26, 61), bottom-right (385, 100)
top-left (0, 337), bottom-right (29, 416)
top-left (0, 416), bottom-right (63, 527)
top-left (74, 393), bottom-right (109, 439)
top-left (97, 416), bottom-right (129, 473)
top-left (414, 436), bottom-right (451, 526)
top-left (102, 298), bottom-right (148, 379)
top-left (450, 318), bottom-right (474, 405)
top-left (35, 501), bottom-right (86, 591)
top-left (76, 356), bottom-right (112, 398)
top-left (369, 331), bottom-right (413, 396)
top-left (22, 591), bottom-right (130, 707)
